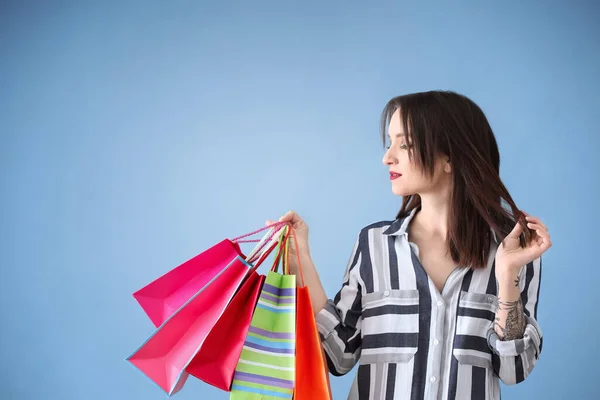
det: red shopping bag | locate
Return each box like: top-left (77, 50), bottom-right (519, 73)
top-left (186, 225), bottom-right (293, 392)
top-left (229, 225), bottom-right (297, 400)
top-left (133, 223), bottom-right (285, 327)
top-left (185, 269), bottom-right (266, 390)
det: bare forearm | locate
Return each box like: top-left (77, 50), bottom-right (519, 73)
top-left (494, 270), bottom-right (526, 340)
top-left (296, 251), bottom-right (328, 315)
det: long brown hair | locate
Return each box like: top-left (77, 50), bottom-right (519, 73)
top-left (380, 90), bottom-right (532, 269)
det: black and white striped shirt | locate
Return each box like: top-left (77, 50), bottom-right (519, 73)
top-left (316, 206), bottom-right (543, 400)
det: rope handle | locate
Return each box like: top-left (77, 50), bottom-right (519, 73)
top-left (248, 222), bottom-right (290, 264)
top-left (231, 221), bottom-right (287, 243)
top-left (236, 221), bottom-right (288, 264)
top-left (283, 226), bottom-right (305, 286)
top-left (231, 221), bottom-right (306, 286)
top-left (246, 223), bottom-right (291, 275)
top-left (270, 225), bottom-right (292, 273)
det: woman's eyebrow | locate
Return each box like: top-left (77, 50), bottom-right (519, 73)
top-left (387, 132), bottom-right (406, 139)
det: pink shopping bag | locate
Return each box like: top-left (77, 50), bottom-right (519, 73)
top-left (185, 261), bottom-right (266, 391)
top-left (133, 222), bottom-right (285, 327)
top-left (126, 256), bottom-right (250, 395)
top-left (126, 223), bottom-right (288, 396)
top-left (126, 223), bottom-right (289, 396)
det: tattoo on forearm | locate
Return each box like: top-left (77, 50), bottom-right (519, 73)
top-left (514, 276), bottom-right (520, 288)
top-left (494, 298), bottom-right (526, 340)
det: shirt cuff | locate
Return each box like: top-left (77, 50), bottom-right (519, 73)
top-left (487, 315), bottom-right (543, 357)
top-left (315, 299), bottom-right (340, 340)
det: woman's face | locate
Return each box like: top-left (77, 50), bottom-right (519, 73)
top-left (382, 108), bottom-right (451, 197)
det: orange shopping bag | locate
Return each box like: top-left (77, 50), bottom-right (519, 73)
top-left (295, 285), bottom-right (333, 399)
top-left (286, 229), bottom-right (333, 399)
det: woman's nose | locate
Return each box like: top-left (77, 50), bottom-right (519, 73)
top-left (383, 151), bottom-right (396, 165)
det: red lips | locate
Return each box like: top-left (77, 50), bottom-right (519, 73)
top-left (390, 172), bottom-right (402, 180)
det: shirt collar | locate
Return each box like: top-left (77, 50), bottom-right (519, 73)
top-left (382, 205), bottom-right (502, 245)
top-left (382, 206), bottom-right (419, 236)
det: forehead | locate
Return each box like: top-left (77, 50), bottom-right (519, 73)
top-left (388, 110), bottom-right (407, 139)
top-left (387, 108), bottom-right (406, 137)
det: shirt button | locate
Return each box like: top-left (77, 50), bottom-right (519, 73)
top-left (384, 290), bottom-right (390, 297)
top-left (437, 300), bottom-right (444, 307)
top-left (434, 339), bottom-right (440, 345)
top-left (430, 376), bottom-right (437, 383)
top-left (487, 295), bottom-right (494, 302)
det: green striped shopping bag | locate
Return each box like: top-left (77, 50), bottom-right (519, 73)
top-left (230, 225), bottom-right (296, 400)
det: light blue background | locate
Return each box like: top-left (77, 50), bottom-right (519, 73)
top-left (1, 1), bottom-right (598, 399)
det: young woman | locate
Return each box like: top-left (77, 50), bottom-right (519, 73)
top-left (266, 90), bottom-right (551, 400)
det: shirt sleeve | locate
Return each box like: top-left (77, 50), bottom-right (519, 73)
top-left (315, 232), bottom-right (364, 376)
top-left (487, 255), bottom-right (543, 385)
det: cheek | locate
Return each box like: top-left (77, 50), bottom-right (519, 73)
top-left (400, 151), bottom-right (417, 168)
top-left (390, 166), bottom-right (430, 193)
top-left (398, 157), bottom-right (418, 176)
top-left (391, 172), bottom-right (416, 195)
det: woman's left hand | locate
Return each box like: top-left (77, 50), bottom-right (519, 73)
top-left (495, 210), bottom-right (552, 278)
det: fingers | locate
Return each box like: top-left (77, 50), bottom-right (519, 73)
top-left (525, 221), bottom-right (552, 253)
top-left (279, 210), bottom-right (299, 223)
top-left (525, 215), bottom-right (548, 231)
top-left (521, 210), bottom-right (548, 231)
top-left (279, 211), bottom-right (304, 227)
top-left (266, 211), bottom-right (300, 226)
top-left (532, 233), bottom-right (552, 252)
top-left (506, 216), bottom-right (524, 239)
top-left (279, 210), bottom-right (293, 222)
top-left (526, 222), bottom-right (551, 240)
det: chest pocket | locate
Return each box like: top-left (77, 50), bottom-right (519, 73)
top-left (453, 291), bottom-right (498, 369)
top-left (359, 289), bottom-right (420, 364)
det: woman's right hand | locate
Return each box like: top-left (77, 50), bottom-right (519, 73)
top-left (266, 211), bottom-right (310, 271)
top-left (267, 211), bottom-right (327, 310)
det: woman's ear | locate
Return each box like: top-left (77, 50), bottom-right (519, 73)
top-left (444, 157), bottom-right (452, 173)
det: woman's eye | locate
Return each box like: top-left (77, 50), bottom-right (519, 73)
top-left (386, 144), bottom-right (409, 150)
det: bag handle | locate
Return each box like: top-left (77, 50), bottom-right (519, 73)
top-left (263, 224), bottom-right (306, 286)
top-left (231, 220), bottom-right (287, 243)
top-left (250, 225), bottom-right (288, 270)
top-left (247, 223), bottom-right (290, 265)
top-left (245, 222), bottom-right (293, 275)
top-left (231, 221), bottom-right (305, 285)
top-left (283, 226), bottom-right (305, 287)
top-left (233, 221), bottom-right (288, 263)
top-left (270, 224), bottom-right (292, 273)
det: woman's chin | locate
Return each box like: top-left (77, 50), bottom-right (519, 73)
top-left (390, 181), bottom-right (419, 197)
top-left (391, 187), bottom-right (411, 197)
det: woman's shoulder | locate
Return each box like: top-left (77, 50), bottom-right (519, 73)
top-left (360, 219), bottom-right (399, 232)
top-left (357, 215), bottom-right (410, 238)
top-left (347, 218), bottom-right (411, 254)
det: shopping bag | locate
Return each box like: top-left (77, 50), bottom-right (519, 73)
top-left (133, 222), bottom-right (286, 327)
top-left (185, 267), bottom-right (266, 391)
top-left (229, 226), bottom-right (297, 400)
top-left (295, 285), bottom-right (333, 399)
top-left (186, 223), bottom-right (293, 392)
top-left (126, 223), bottom-right (287, 396)
top-left (277, 226), bottom-right (332, 399)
